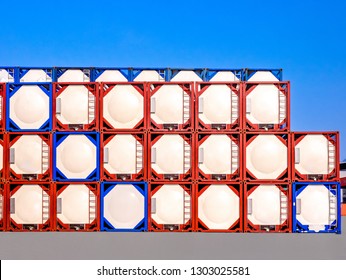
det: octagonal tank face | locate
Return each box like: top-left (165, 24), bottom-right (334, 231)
top-left (10, 135), bottom-right (48, 175)
top-left (248, 185), bottom-right (286, 225)
top-left (9, 85), bottom-right (50, 129)
top-left (96, 70), bottom-right (128, 82)
top-left (103, 85), bottom-right (143, 129)
top-left (56, 135), bottom-right (97, 179)
top-left (199, 135), bottom-right (238, 174)
top-left (57, 85), bottom-right (93, 125)
top-left (104, 184), bottom-right (145, 229)
top-left (151, 84), bottom-right (189, 124)
top-left (58, 69), bottom-right (90, 82)
top-left (11, 185), bottom-right (49, 224)
top-left (152, 184), bottom-right (190, 225)
top-left (171, 71), bottom-right (203, 82)
top-left (151, 135), bottom-right (190, 174)
top-left (246, 84), bottom-right (285, 124)
top-left (0, 69), bottom-right (14, 82)
top-left (199, 84), bottom-right (238, 125)
top-left (295, 135), bottom-right (334, 175)
top-left (247, 71), bottom-right (279, 82)
top-left (134, 70), bottom-right (164, 82)
top-left (296, 184), bottom-right (335, 232)
top-left (246, 135), bottom-right (287, 179)
top-left (198, 185), bottom-right (239, 229)
top-left (104, 134), bottom-right (142, 174)
top-left (57, 184), bottom-right (95, 224)
top-left (20, 69), bottom-right (52, 82)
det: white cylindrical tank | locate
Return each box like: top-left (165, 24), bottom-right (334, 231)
top-left (171, 70), bottom-right (203, 82)
top-left (57, 69), bottom-right (90, 82)
top-left (20, 69), bottom-right (52, 82)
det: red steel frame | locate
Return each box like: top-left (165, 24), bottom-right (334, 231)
top-left (0, 133), bottom-right (5, 181)
top-left (196, 132), bottom-right (242, 182)
top-left (0, 184), bottom-right (5, 231)
top-left (100, 132), bottom-right (147, 181)
top-left (148, 82), bottom-right (194, 131)
top-left (6, 133), bottom-right (52, 182)
top-left (54, 182), bottom-right (100, 231)
top-left (291, 131), bottom-right (340, 181)
top-left (243, 132), bottom-right (291, 182)
top-left (100, 82), bottom-right (147, 131)
top-left (243, 81), bottom-right (290, 131)
top-left (53, 82), bottom-right (99, 131)
top-left (194, 182), bottom-right (243, 232)
top-left (0, 83), bottom-right (5, 131)
top-left (148, 132), bottom-right (195, 181)
top-left (6, 183), bottom-right (53, 231)
top-left (243, 183), bottom-right (291, 233)
top-left (195, 82), bottom-right (242, 131)
top-left (148, 182), bottom-right (194, 232)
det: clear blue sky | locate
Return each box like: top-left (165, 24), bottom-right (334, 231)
top-left (0, 0), bottom-right (345, 159)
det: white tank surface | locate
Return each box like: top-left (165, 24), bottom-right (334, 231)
top-left (95, 70), bottom-right (128, 82)
top-left (209, 71), bottom-right (240, 82)
top-left (9, 85), bottom-right (50, 129)
top-left (198, 185), bottom-right (239, 230)
top-left (56, 134), bottom-right (97, 179)
top-left (247, 71), bottom-right (280, 81)
top-left (57, 69), bottom-right (90, 82)
top-left (10, 185), bottom-right (50, 225)
top-left (104, 134), bottom-right (143, 175)
top-left (151, 134), bottom-right (190, 175)
top-left (246, 135), bottom-right (287, 179)
top-left (20, 69), bottom-right (52, 82)
top-left (246, 84), bottom-right (286, 126)
top-left (151, 184), bottom-right (190, 225)
top-left (56, 85), bottom-right (95, 125)
top-left (134, 70), bottom-right (165, 82)
top-left (295, 134), bottom-right (335, 175)
top-left (171, 70), bottom-right (203, 82)
top-left (0, 69), bottom-right (14, 82)
top-left (151, 84), bottom-right (190, 125)
top-left (103, 184), bottom-right (145, 229)
top-left (247, 185), bottom-right (288, 226)
top-left (10, 135), bottom-right (49, 176)
top-left (199, 135), bottom-right (238, 175)
top-left (57, 184), bottom-right (96, 225)
top-left (199, 84), bottom-right (238, 126)
top-left (103, 84), bottom-right (144, 129)
top-left (295, 184), bottom-right (337, 232)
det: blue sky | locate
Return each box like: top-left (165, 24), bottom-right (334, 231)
top-left (0, 0), bottom-right (345, 159)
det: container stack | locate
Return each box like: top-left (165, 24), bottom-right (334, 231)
top-left (0, 66), bottom-right (342, 233)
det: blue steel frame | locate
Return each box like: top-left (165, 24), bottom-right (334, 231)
top-left (292, 182), bottom-right (341, 234)
top-left (100, 181), bottom-right (148, 232)
top-left (0, 67), bottom-right (16, 82)
top-left (6, 83), bottom-right (52, 131)
top-left (204, 68), bottom-right (243, 81)
top-left (131, 68), bottom-right (168, 81)
top-left (53, 67), bottom-right (92, 82)
top-left (244, 68), bottom-right (283, 81)
top-left (167, 68), bottom-right (205, 81)
top-left (17, 67), bottom-right (53, 83)
top-left (53, 132), bottom-right (100, 181)
top-left (91, 67), bottom-right (131, 81)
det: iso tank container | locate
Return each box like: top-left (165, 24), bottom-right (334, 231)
top-left (168, 68), bottom-right (204, 82)
top-left (0, 67), bottom-right (15, 82)
top-left (149, 182), bottom-right (193, 231)
top-left (0, 83), bottom-right (5, 131)
top-left (54, 67), bottom-right (91, 82)
top-left (203, 69), bottom-right (242, 82)
top-left (292, 182), bottom-right (341, 234)
top-left (6, 83), bottom-right (52, 132)
top-left (196, 82), bottom-right (241, 131)
top-left (101, 133), bottom-right (146, 181)
top-left (244, 183), bottom-right (291, 232)
top-left (148, 133), bottom-right (193, 181)
top-left (92, 68), bottom-right (167, 82)
top-left (101, 82), bottom-right (146, 131)
top-left (53, 132), bottom-right (100, 181)
top-left (55, 183), bottom-right (99, 231)
top-left (101, 182), bottom-right (148, 231)
top-left (7, 133), bottom-right (51, 181)
top-left (197, 133), bottom-right (241, 181)
top-left (244, 82), bottom-right (290, 131)
top-left (7, 183), bottom-right (53, 231)
top-left (148, 82), bottom-right (194, 131)
top-left (244, 69), bottom-right (283, 81)
top-left (18, 67), bottom-right (53, 83)
top-left (244, 133), bottom-right (290, 182)
top-left (53, 83), bottom-right (99, 131)
top-left (292, 132), bottom-right (339, 181)
top-left (195, 183), bottom-right (242, 232)
top-left (0, 184), bottom-right (5, 230)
